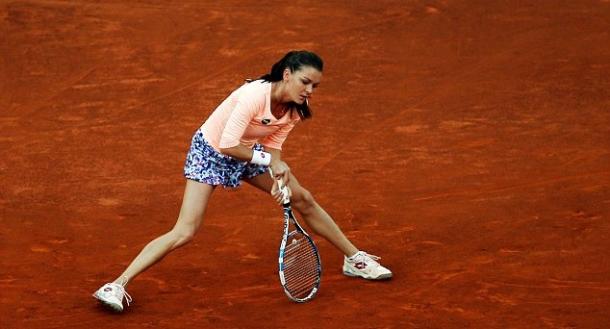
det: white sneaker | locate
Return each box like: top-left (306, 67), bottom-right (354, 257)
top-left (343, 251), bottom-right (393, 280)
top-left (93, 281), bottom-right (132, 312)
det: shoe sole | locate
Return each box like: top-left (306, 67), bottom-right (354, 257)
top-left (343, 269), bottom-right (393, 280)
top-left (93, 294), bottom-right (124, 313)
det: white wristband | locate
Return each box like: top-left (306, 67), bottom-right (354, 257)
top-left (251, 150), bottom-right (271, 166)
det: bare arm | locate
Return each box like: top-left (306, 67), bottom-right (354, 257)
top-left (219, 144), bottom-right (255, 162)
top-left (219, 145), bottom-right (290, 182)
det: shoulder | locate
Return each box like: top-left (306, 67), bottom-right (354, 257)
top-left (237, 80), bottom-right (270, 102)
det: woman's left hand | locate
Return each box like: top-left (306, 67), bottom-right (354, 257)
top-left (271, 179), bottom-right (292, 205)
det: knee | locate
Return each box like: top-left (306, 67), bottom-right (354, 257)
top-left (292, 188), bottom-right (316, 214)
top-left (170, 226), bottom-right (196, 248)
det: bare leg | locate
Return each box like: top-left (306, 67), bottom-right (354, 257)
top-left (245, 173), bottom-right (358, 257)
top-left (114, 179), bottom-right (215, 284)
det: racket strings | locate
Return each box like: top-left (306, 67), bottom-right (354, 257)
top-left (282, 234), bottom-right (320, 299)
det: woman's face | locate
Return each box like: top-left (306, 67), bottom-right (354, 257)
top-left (283, 66), bottom-right (322, 104)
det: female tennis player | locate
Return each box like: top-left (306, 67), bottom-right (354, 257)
top-left (93, 50), bottom-right (392, 312)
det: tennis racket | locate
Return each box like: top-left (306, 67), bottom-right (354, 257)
top-left (274, 174), bottom-right (322, 302)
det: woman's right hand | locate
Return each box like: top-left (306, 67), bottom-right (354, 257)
top-left (269, 160), bottom-right (291, 185)
top-left (269, 161), bottom-right (291, 204)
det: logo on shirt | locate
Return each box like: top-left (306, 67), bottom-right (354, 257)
top-left (261, 119), bottom-right (271, 125)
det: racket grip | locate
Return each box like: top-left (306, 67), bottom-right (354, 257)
top-left (278, 179), bottom-right (291, 205)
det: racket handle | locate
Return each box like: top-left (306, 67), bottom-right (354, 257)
top-left (269, 169), bottom-right (291, 205)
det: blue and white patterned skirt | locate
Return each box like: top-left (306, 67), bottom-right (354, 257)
top-left (184, 130), bottom-right (268, 188)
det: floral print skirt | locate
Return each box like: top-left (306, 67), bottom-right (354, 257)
top-left (184, 130), bottom-right (268, 188)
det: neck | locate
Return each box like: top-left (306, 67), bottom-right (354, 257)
top-left (271, 81), bottom-right (288, 104)
top-left (270, 82), bottom-right (289, 118)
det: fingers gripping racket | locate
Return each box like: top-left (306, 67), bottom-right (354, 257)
top-left (274, 174), bottom-right (322, 302)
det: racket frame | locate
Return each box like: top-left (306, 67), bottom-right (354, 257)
top-left (275, 177), bottom-right (322, 303)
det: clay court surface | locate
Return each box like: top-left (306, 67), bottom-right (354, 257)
top-left (1, 0), bottom-right (609, 328)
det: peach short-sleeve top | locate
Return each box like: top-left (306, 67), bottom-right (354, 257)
top-left (200, 80), bottom-right (300, 151)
